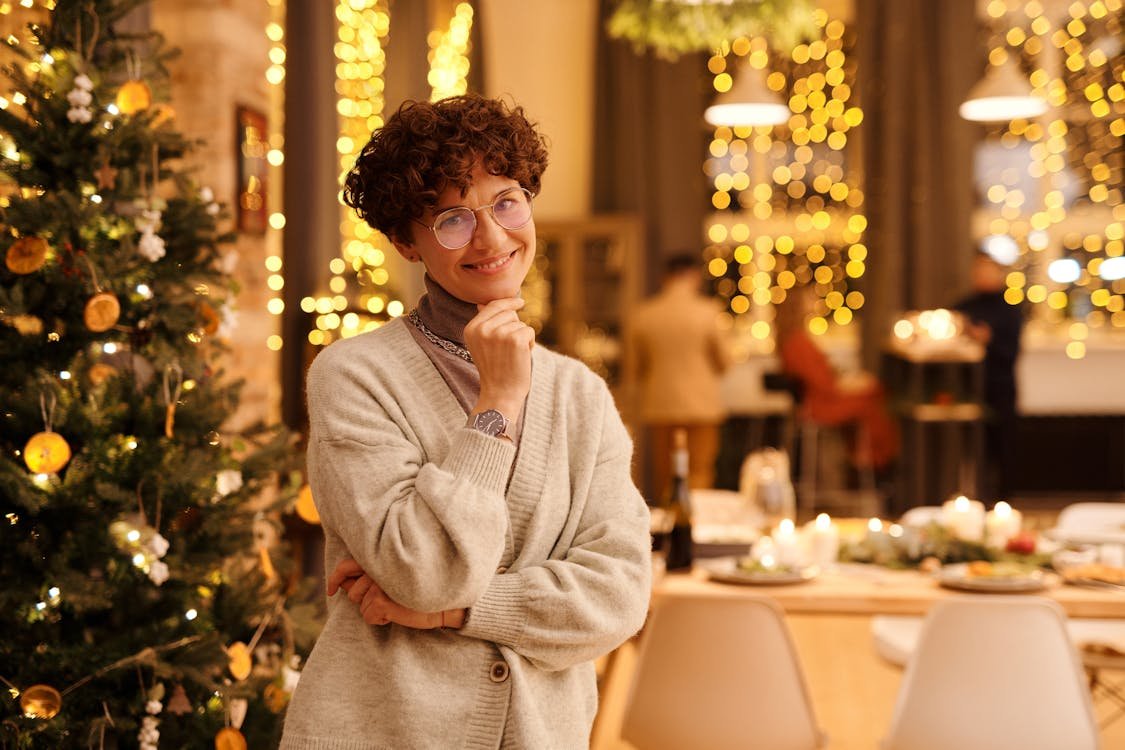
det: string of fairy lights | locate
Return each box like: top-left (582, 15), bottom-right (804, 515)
top-left (293, 1), bottom-right (475, 348)
top-left (428, 2), bottom-right (473, 101)
top-left (705, 9), bottom-right (866, 353)
top-left (264, 0), bottom-right (286, 353)
top-left (980, 0), bottom-right (1124, 360)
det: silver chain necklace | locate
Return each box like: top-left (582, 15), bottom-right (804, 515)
top-left (407, 309), bottom-right (474, 363)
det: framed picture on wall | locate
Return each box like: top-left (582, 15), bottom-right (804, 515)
top-left (235, 105), bottom-right (268, 234)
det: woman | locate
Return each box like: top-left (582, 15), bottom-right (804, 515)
top-left (280, 95), bottom-right (652, 750)
top-left (775, 283), bottom-right (898, 470)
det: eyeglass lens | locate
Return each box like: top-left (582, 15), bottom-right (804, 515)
top-left (432, 189), bottom-right (532, 249)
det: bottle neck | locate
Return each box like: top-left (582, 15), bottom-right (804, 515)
top-left (672, 448), bottom-right (689, 479)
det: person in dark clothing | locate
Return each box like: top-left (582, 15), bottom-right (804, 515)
top-left (954, 251), bottom-right (1024, 499)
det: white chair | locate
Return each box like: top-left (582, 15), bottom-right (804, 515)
top-left (1057, 501), bottom-right (1125, 533)
top-left (881, 596), bottom-right (1099, 750)
top-left (622, 594), bottom-right (826, 750)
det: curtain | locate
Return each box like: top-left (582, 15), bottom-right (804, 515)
top-left (856, 0), bottom-right (982, 370)
top-left (592, 0), bottom-right (711, 294)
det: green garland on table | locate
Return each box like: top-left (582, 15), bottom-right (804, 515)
top-left (605, 0), bottom-right (820, 59)
top-left (839, 522), bottom-right (1052, 570)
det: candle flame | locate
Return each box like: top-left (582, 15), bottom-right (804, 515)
top-left (867, 517), bottom-right (883, 532)
top-left (815, 512), bottom-right (832, 530)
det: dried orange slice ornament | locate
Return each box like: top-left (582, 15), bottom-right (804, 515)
top-left (6, 236), bottom-right (49, 274)
top-left (84, 291), bottom-right (120, 332)
top-left (116, 79), bottom-right (151, 115)
top-left (19, 684), bottom-right (62, 719)
top-left (24, 431), bottom-right (71, 474)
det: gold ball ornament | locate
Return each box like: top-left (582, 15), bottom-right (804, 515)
top-left (5, 236), bottom-right (49, 274)
top-left (226, 641), bottom-right (252, 681)
top-left (24, 431), bottom-right (72, 474)
top-left (84, 292), bottom-right (120, 332)
top-left (214, 727), bottom-right (247, 750)
top-left (295, 484), bottom-right (320, 525)
top-left (20, 684), bottom-right (62, 719)
top-left (115, 79), bottom-right (151, 115)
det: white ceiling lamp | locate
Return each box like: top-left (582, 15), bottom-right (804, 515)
top-left (959, 57), bottom-right (1048, 122)
top-left (704, 58), bottom-right (789, 127)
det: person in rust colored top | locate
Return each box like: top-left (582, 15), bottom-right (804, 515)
top-left (775, 284), bottom-right (898, 470)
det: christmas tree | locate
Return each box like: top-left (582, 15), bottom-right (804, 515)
top-left (0, 1), bottom-right (307, 747)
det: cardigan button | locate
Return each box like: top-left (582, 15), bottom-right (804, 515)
top-left (489, 661), bottom-right (510, 683)
top-left (496, 566), bottom-right (508, 574)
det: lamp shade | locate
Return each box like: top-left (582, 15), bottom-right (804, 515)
top-left (704, 59), bottom-right (790, 127)
top-left (959, 58), bottom-right (1048, 122)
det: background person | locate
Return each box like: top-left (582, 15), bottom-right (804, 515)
top-left (624, 253), bottom-right (732, 497)
top-left (775, 283), bottom-right (899, 473)
top-left (954, 250), bottom-right (1025, 499)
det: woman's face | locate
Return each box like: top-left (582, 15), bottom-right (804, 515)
top-left (395, 163), bottom-right (536, 305)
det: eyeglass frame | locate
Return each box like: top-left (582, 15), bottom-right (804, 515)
top-left (412, 186), bottom-right (534, 250)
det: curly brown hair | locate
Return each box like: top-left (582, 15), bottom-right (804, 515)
top-left (343, 94), bottom-right (550, 245)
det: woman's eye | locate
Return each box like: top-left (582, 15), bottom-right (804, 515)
top-left (436, 211), bottom-right (469, 231)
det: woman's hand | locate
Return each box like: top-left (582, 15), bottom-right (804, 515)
top-left (327, 557), bottom-right (465, 629)
top-left (464, 297), bottom-right (533, 420)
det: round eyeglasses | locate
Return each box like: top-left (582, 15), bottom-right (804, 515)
top-left (414, 187), bottom-right (534, 250)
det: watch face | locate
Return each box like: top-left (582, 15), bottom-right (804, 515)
top-left (472, 409), bottom-right (508, 436)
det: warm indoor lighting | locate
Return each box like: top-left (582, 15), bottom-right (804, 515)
top-left (705, 58), bottom-right (790, 127)
top-left (960, 58), bottom-right (1048, 122)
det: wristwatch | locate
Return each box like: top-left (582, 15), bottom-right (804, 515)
top-left (469, 408), bottom-right (512, 441)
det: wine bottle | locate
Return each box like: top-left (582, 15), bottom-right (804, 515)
top-left (664, 428), bottom-right (693, 571)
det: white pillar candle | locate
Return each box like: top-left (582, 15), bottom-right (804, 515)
top-left (803, 512), bottom-right (840, 568)
top-left (773, 518), bottom-right (804, 567)
top-left (985, 501), bottom-right (1023, 548)
top-left (941, 495), bottom-right (985, 542)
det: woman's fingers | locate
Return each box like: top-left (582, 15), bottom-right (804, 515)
top-left (346, 576), bottom-right (374, 604)
top-left (326, 557), bottom-right (365, 596)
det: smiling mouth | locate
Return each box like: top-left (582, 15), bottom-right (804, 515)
top-left (463, 250), bottom-right (516, 271)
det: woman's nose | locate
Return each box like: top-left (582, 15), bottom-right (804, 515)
top-left (470, 207), bottom-right (506, 248)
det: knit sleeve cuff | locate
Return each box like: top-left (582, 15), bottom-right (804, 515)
top-left (440, 428), bottom-right (517, 496)
top-left (457, 572), bottom-right (528, 646)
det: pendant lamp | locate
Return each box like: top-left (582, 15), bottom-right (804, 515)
top-left (704, 58), bottom-right (790, 127)
top-left (959, 58), bottom-right (1047, 122)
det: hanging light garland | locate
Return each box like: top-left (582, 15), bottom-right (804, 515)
top-left (299, 0), bottom-right (397, 348)
top-left (427, 2), bottom-right (473, 101)
top-left (264, 0), bottom-right (286, 353)
top-left (979, 0), bottom-right (1124, 360)
top-left (704, 9), bottom-right (865, 353)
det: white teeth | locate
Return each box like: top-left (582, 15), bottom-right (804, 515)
top-left (468, 252), bottom-right (513, 270)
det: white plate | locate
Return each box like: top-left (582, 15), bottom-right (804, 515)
top-left (700, 557), bottom-right (818, 586)
top-left (937, 563), bottom-right (1049, 593)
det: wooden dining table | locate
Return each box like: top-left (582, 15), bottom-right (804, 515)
top-left (654, 560), bottom-right (1125, 618)
top-left (591, 556), bottom-right (1125, 750)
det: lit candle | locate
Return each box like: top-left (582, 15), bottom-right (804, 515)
top-left (985, 501), bottom-right (1023, 548)
top-left (804, 512), bottom-right (840, 568)
top-left (941, 495), bottom-right (985, 542)
top-left (773, 518), bottom-right (803, 566)
top-left (749, 534), bottom-right (776, 563)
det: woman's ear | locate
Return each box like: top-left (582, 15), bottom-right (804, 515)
top-left (392, 240), bottom-right (419, 263)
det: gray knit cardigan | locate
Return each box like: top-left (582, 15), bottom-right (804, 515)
top-left (280, 319), bottom-right (652, 749)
